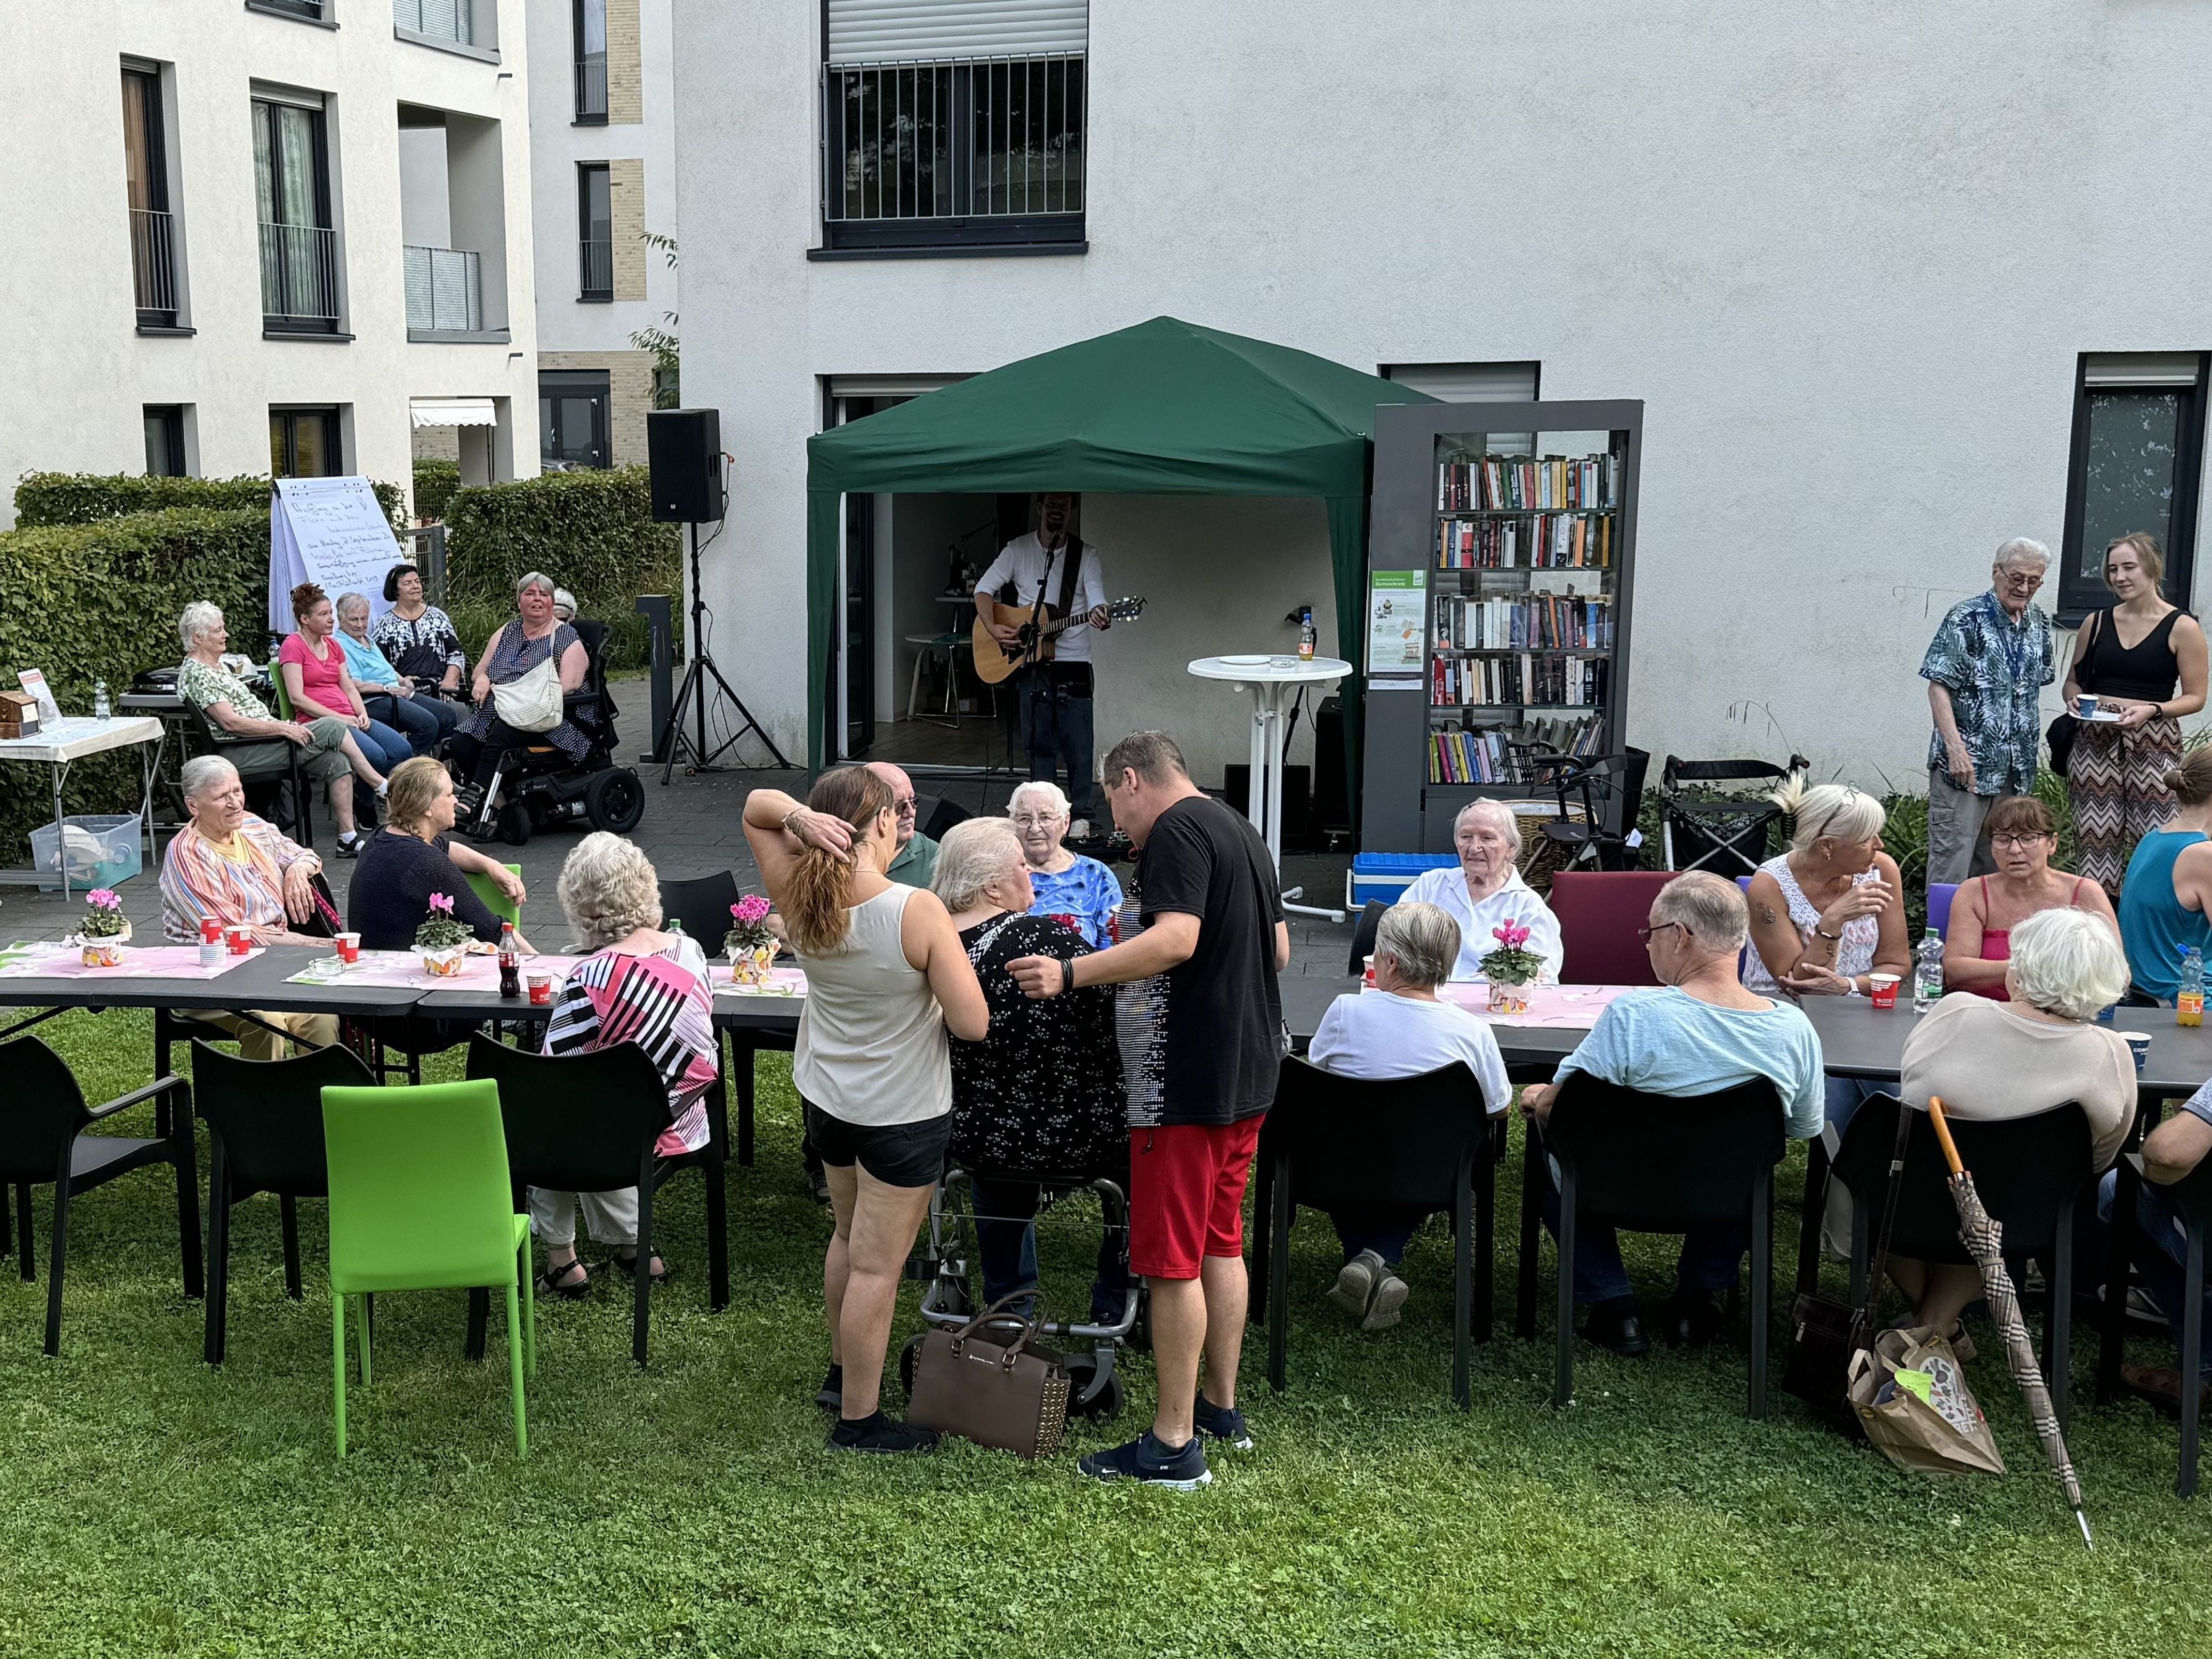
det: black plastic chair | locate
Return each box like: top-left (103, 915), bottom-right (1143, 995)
top-left (1820, 1092), bottom-right (2095, 1431)
top-left (465, 1035), bottom-right (729, 1364)
top-left (1250, 1057), bottom-right (1501, 1408)
top-left (2119, 1151), bottom-right (2212, 1496)
top-left (1517, 1075), bottom-right (1786, 1415)
top-left (1657, 753), bottom-right (1808, 877)
top-left (193, 1039), bottom-right (376, 1366)
top-left (1346, 900), bottom-right (1386, 977)
top-left (0, 1035), bottom-right (200, 1355)
top-left (660, 870), bottom-right (742, 950)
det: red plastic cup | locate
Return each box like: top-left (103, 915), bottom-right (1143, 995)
top-left (1363, 954), bottom-right (1377, 989)
top-left (526, 972), bottom-right (555, 1006)
top-left (335, 931), bottom-right (360, 965)
top-left (200, 916), bottom-right (222, 945)
top-left (224, 925), bottom-right (252, 956)
top-left (1868, 972), bottom-right (1901, 1010)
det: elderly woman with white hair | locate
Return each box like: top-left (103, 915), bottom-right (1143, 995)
top-left (175, 599), bottom-right (385, 849)
top-left (1397, 798), bottom-right (1564, 982)
top-left (533, 832), bottom-right (718, 1298)
top-left (932, 817), bottom-right (1126, 1319)
top-left (1007, 778), bottom-right (1124, 948)
top-left (1892, 906), bottom-right (2136, 1346)
top-left (1306, 900), bottom-right (1510, 1329)
top-left (449, 571), bottom-right (590, 830)
top-left (333, 590), bottom-right (460, 752)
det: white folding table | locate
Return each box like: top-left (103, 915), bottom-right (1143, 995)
top-left (1187, 655), bottom-right (1352, 921)
top-left (0, 715), bottom-right (165, 899)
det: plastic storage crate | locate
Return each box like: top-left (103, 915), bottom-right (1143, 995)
top-left (1346, 852), bottom-right (1458, 909)
top-left (31, 814), bottom-right (144, 892)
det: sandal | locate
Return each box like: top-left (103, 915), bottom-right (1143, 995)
top-left (613, 1251), bottom-right (670, 1285)
top-left (537, 1256), bottom-right (590, 1300)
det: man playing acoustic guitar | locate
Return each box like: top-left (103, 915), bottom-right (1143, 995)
top-left (976, 492), bottom-right (1113, 827)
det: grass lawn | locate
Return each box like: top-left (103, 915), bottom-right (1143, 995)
top-left (1, 1008), bottom-right (2206, 1657)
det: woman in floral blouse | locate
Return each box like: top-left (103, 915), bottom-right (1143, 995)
top-left (372, 563), bottom-right (467, 693)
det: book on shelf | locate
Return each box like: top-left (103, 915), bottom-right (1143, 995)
top-left (1435, 511), bottom-right (1613, 569)
top-left (1434, 592), bottom-right (1613, 651)
top-left (1436, 452), bottom-right (1618, 514)
top-left (1430, 653), bottom-right (1608, 708)
top-left (1427, 713), bottom-right (1605, 784)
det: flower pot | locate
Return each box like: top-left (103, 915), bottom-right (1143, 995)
top-left (421, 946), bottom-right (468, 978)
top-left (728, 943), bottom-right (775, 988)
top-left (1487, 979), bottom-right (1532, 1016)
top-left (68, 918), bottom-right (130, 969)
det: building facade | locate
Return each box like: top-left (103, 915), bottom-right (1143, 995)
top-left (672, 0), bottom-right (2212, 799)
top-left (0, 0), bottom-right (539, 529)
top-left (521, 0), bottom-right (676, 474)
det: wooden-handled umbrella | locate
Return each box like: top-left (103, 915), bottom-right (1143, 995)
top-left (1926, 1097), bottom-right (2094, 1549)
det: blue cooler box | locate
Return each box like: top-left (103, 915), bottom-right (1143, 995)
top-left (1347, 852), bottom-right (1457, 910)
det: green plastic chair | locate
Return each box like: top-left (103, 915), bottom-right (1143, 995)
top-left (321, 1079), bottom-right (536, 1458)
top-left (465, 863), bottom-right (523, 927)
top-left (268, 659), bottom-right (295, 720)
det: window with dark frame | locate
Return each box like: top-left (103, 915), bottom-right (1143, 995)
top-left (573, 0), bottom-right (608, 121)
top-left (539, 371), bottom-right (612, 470)
top-left (2057, 353), bottom-right (2210, 622)
top-left (578, 162), bottom-right (612, 298)
top-left (270, 407), bottom-right (341, 477)
top-left (122, 65), bottom-right (178, 327)
top-left (143, 406), bottom-right (187, 477)
top-left (249, 1), bottom-right (330, 22)
top-left (253, 94), bottom-right (340, 333)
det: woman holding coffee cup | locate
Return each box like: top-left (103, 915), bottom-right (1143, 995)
top-left (1744, 775), bottom-right (1912, 1000)
top-left (2063, 533), bottom-right (2208, 895)
top-left (1942, 794), bottom-right (2117, 1001)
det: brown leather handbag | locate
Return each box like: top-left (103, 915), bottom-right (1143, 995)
top-left (906, 1297), bottom-right (1073, 1459)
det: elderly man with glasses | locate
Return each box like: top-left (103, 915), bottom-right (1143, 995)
top-left (865, 761), bottom-right (939, 888)
top-left (1920, 537), bottom-right (2058, 891)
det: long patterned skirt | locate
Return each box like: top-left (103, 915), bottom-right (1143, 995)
top-left (2070, 714), bottom-right (2183, 895)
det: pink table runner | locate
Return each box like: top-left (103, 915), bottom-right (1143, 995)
top-left (1435, 982), bottom-right (1635, 1030)
top-left (715, 966), bottom-right (809, 998)
top-left (285, 950), bottom-right (587, 991)
top-left (0, 943), bottom-right (264, 982)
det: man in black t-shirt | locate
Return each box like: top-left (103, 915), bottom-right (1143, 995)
top-left (1011, 730), bottom-right (1287, 1489)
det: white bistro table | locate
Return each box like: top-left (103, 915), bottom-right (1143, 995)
top-left (1187, 654), bottom-right (1352, 921)
top-left (0, 715), bottom-right (165, 899)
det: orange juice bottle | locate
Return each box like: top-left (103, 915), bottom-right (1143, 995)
top-left (2180, 948), bottom-right (2204, 1028)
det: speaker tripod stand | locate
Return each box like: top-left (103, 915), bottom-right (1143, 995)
top-left (658, 521), bottom-right (790, 781)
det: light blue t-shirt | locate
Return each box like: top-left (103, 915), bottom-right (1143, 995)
top-left (1554, 986), bottom-right (1824, 1140)
top-left (337, 629), bottom-right (404, 689)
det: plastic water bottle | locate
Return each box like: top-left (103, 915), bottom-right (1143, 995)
top-left (1297, 607), bottom-right (1317, 661)
top-left (93, 680), bottom-right (109, 720)
top-left (2180, 947), bottom-right (2205, 1028)
top-left (1912, 928), bottom-right (1944, 1012)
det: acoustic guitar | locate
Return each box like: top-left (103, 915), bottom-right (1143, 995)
top-left (969, 594), bottom-right (1148, 686)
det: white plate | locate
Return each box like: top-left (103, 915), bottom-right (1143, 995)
top-left (1218, 654), bottom-right (1272, 666)
top-left (2077, 709), bottom-right (2126, 724)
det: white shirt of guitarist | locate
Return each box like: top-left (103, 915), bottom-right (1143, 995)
top-left (976, 535), bottom-right (1108, 664)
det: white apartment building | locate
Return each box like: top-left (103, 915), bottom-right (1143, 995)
top-left (0, 0), bottom-right (538, 530)
top-left (672, 0), bottom-right (2212, 800)
top-left (518, 0), bottom-right (676, 473)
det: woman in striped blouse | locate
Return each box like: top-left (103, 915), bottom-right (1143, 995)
top-left (534, 832), bottom-right (718, 1299)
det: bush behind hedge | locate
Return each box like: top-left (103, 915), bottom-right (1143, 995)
top-left (442, 467), bottom-right (683, 670)
top-left (412, 459), bottom-right (462, 524)
top-left (14, 472), bottom-right (405, 532)
top-left (0, 507), bottom-right (271, 859)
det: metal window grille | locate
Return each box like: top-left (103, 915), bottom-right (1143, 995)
top-left (403, 245), bottom-right (482, 332)
top-left (130, 208), bottom-right (177, 317)
top-left (259, 222), bottom-right (340, 327)
top-left (575, 52), bottom-right (608, 118)
top-left (579, 239), bottom-right (614, 299)
top-left (823, 55), bottom-right (1084, 222)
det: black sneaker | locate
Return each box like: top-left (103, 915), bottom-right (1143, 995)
top-left (1078, 1430), bottom-right (1212, 1489)
top-left (1664, 1289), bottom-right (1730, 1349)
top-left (1582, 1296), bottom-right (1652, 1358)
top-left (828, 1411), bottom-right (938, 1454)
top-left (1192, 1394), bottom-right (1253, 1451)
top-left (815, 1363), bottom-right (843, 1412)
top-left (332, 831), bottom-right (363, 860)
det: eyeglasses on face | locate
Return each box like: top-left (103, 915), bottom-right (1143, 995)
top-left (1010, 814), bottom-right (1061, 828)
top-left (1637, 921), bottom-right (1686, 944)
top-left (892, 798), bottom-right (917, 817)
top-left (1991, 831), bottom-right (2052, 849)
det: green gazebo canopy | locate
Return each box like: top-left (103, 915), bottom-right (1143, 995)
top-left (804, 314), bottom-right (1435, 767)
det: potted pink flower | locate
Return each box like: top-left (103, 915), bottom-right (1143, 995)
top-left (723, 894), bottom-right (777, 987)
top-left (1479, 919), bottom-right (1543, 1015)
top-left (74, 888), bottom-right (130, 968)
top-left (413, 893), bottom-right (472, 977)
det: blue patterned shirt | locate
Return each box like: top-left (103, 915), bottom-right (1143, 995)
top-left (1919, 591), bottom-right (2054, 796)
top-left (1027, 855), bottom-right (1125, 949)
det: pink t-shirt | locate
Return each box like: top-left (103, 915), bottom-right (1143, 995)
top-left (279, 632), bottom-right (350, 723)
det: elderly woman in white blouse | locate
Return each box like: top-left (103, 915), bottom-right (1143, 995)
top-left (1399, 799), bottom-right (1565, 983)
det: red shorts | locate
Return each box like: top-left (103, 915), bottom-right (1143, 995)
top-left (1129, 1115), bottom-right (1266, 1281)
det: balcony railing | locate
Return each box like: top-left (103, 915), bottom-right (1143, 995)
top-left (823, 55), bottom-right (1085, 232)
top-left (259, 221), bottom-right (340, 331)
top-left (393, 0), bottom-right (473, 46)
top-left (579, 238), bottom-right (613, 300)
top-left (130, 207), bottom-right (177, 324)
top-left (404, 245), bottom-right (482, 333)
top-left (575, 52), bottom-right (608, 120)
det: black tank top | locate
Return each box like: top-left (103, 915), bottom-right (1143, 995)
top-left (2084, 607), bottom-right (2184, 701)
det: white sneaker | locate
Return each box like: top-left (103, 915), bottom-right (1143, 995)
top-left (1362, 1272), bottom-right (1411, 1331)
top-left (1329, 1249), bottom-right (1386, 1318)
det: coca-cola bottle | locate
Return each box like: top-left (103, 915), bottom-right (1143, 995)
top-left (498, 921), bottom-right (521, 999)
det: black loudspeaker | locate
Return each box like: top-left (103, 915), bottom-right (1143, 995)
top-left (647, 408), bottom-right (724, 522)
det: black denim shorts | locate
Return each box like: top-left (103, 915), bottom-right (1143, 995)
top-left (803, 1102), bottom-right (950, 1190)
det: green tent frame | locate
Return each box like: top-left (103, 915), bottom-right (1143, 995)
top-left (804, 316), bottom-right (1436, 794)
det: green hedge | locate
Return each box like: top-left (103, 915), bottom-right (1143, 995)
top-left (442, 467), bottom-right (682, 670)
top-left (0, 507), bottom-right (271, 861)
top-left (412, 459), bottom-right (462, 524)
top-left (13, 472), bottom-right (406, 533)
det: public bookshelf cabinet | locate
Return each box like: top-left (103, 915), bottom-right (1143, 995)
top-left (1360, 399), bottom-right (1642, 854)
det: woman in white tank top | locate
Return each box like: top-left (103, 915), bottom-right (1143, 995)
top-left (743, 767), bottom-right (988, 1455)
